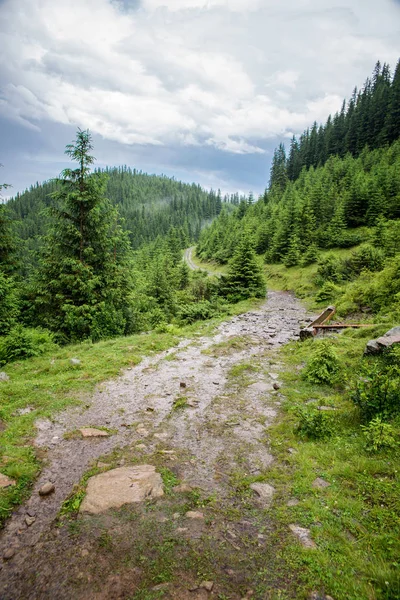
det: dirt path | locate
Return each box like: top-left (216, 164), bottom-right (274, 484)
top-left (0, 291), bottom-right (312, 600)
top-left (183, 247), bottom-right (223, 276)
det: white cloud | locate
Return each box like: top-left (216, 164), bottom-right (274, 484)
top-left (0, 0), bottom-right (399, 162)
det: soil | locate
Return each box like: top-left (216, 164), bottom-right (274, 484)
top-left (0, 291), bottom-right (312, 600)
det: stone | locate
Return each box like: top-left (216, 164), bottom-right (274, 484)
top-left (289, 524), bottom-right (316, 549)
top-left (180, 382), bottom-right (187, 388)
top-left (309, 593), bottom-right (335, 600)
top-left (25, 516), bottom-right (36, 527)
top-left (70, 358), bottom-right (81, 365)
top-left (39, 482), bottom-right (55, 496)
top-left (3, 548), bottom-right (15, 560)
top-left (250, 483), bottom-right (275, 507)
top-left (173, 483), bottom-right (193, 493)
top-left (185, 510), bottom-right (204, 520)
top-left (287, 498), bottom-right (300, 507)
top-left (136, 427), bottom-right (149, 437)
top-left (136, 444), bottom-right (147, 450)
top-left (80, 465), bottom-right (164, 514)
top-left (312, 477), bottom-right (330, 489)
top-left (0, 372), bottom-right (10, 382)
top-left (79, 428), bottom-right (109, 438)
top-left (26, 508), bottom-right (36, 517)
top-left (273, 382), bottom-right (281, 390)
top-left (0, 474), bottom-right (16, 489)
top-left (288, 447), bottom-right (296, 454)
top-left (318, 406), bottom-right (336, 411)
top-left (365, 327), bottom-right (400, 355)
top-left (200, 581), bottom-right (214, 591)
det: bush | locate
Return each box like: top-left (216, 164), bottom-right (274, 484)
top-left (352, 352), bottom-right (400, 421)
top-left (178, 301), bottom-right (217, 324)
top-left (0, 326), bottom-right (56, 365)
top-left (303, 341), bottom-right (341, 385)
top-left (361, 417), bottom-right (398, 452)
top-left (295, 406), bottom-right (334, 440)
top-left (343, 243), bottom-right (385, 277)
top-left (315, 282), bottom-right (341, 303)
top-left (316, 254), bottom-right (343, 284)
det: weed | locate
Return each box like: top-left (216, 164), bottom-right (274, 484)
top-left (294, 406), bottom-right (335, 440)
top-left (172, 396), bottom-right (188, 410)
top-left (361, 417), bottom-right (398, 452)
top-left (303, 341), bottom-right (340, 385)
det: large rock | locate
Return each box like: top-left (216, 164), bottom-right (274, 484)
top-left (80, 465), bottom-right (164, 514)
top-left (250, 483), bottom-right (275, 507)
top-left (0, 473), bottom-right (16, 488)
top-left (365, 326), bottom-right (400, 355)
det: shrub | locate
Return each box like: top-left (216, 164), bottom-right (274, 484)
top-left (315, 282), bottom-right (341, 303)
top-left (361, 417), bottom-right (398, 452)
top-left (316, 254), bottom-right (343, 284)
top-left (343, 243), bottom-right (385, 277)
top-left (303, 341), bottom-right (341, 385)
top-left (295, 406), bottom-right (334, 440)
top-left (178, 301), bottom-right (217, 324)
top-left (0, 326), bottom-right (56, 365)
top-left (352, 354), bottom-right (400, 421)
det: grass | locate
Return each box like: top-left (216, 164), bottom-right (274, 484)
top-left (265, 330), bottom-right (400, 600)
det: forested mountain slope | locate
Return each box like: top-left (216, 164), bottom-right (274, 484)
top-left (7, 167), bottom-right (240, 251)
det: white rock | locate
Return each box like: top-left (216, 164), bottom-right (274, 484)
top-left (289, 524), bottom-right (316, 549)
top-left (250, 483), bottom-right (275, 507)
top-left (0, 372), bottom-right (10, 382)
top-left (80, 465), bottom-right (164, 514)
top-left (79, 428), bottom-right (109, 438)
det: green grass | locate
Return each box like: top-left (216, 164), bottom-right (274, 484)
top-left (266, 331), bottom-right (400, 600)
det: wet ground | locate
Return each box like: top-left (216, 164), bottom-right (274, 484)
top-left (0, 291), bottom-right (312, 600)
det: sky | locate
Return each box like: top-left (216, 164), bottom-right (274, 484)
top-left (0, 0), bottom-right (399, 198)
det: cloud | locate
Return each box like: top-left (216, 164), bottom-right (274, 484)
top-left (0, 0), bottom-right (399, 194)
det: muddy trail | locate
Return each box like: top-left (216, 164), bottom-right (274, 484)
top-left (0, 291), bottom-right (312, 600)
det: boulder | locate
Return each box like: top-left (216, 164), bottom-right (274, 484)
top-left (365, 326), bottom-right (400, 355)
top-left (80, 465), bottom-right (164, 514)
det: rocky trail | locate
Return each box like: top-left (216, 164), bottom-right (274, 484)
top-left (0, 291), bottom-right (312, 600)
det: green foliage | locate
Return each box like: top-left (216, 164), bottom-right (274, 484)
top-left (294, 406), bottom-right (334, 440)
top-left (315, 281), bottom-right (341, 303)
top-left (352, 352), bottom-right (400, 421)
top-left (177, 301), bottom-right (217, 324)
top-left (316, 254), bottom-right (343, 283)
top-left (0, 272), bottom-right (20, 335)
top-left (343, 243), bottom-right (385, 276)
top-left (219, 234), bottom-right (266, 302)
top-left (361, 417), bottom-right (398, 452)
top-left (30, 129), bottom-right (133, 342)
top-left (0, 325), bottom-right (56, 365)
top-left (303, 341), bottom-right (341, 385)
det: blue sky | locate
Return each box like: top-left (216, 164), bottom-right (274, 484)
top-left (0, 0), bottom-right (399, 198)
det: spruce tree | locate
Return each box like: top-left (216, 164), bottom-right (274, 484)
top-left (32, 129), bottom-right (132, 342)
top-left (220, 233), bottom-right (266, 301)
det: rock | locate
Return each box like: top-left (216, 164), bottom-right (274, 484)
top-left (289, 524), bottom-right (316, 549)
top-left (287, 498), bottom-right (300, 507)
top-left (269, 373), bottom-right (279, 380)
top-left (0, 372), bottom-right (10, 382)
top-left (273, 382), bottom-right (281, 390)
top-left (312, 477), bottom-right (330, 489)
top-left (26, 508), bottom-right (36, 517)
top-left (309, 592), bottom-right (335, 600)
top-left (288, 447), bottom-right (296, 454)
top-left (250, 483), bottom-right (275, 507)
top-left (39, 482), bottom-right (55, 496)
top-left (70, 358), bottom-right (81, 365)
top-left (153, 432), bottom-right (168, 440)
top-left (81, 549), bottom-right (89, 557)
top-left (173, 483), bottom-right (193, 493)
top-left (136, 427), bottom-right (149, 437)
top-left (180, 382), bottom-right (187, 388)
top-left (79, 428), bottom-right (109, 438)
top-left (79, 465), bottom-right (164, 514)
top-left (200, 581), bottom-right (214, 591)
top-left (3, 548), bottom-right (15, 560)
top-left (25, 516), bottom-right (36, 527)
top-left (136, 444), bottom-right (147, 450)
top-left (185, 511), bottom-right (204, 520)
top-left (318, 406), bottom-right (336, 411)
top-left (365, 327), bottom-right (400, 355)
top-left (0, 474), bottom-right (16, 489)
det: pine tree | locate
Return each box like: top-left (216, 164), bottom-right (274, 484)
top-left (220, 233), bottom-right (266, 301)
top-left (32, 129), bottom-right (132, 342)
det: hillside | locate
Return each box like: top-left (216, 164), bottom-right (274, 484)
top-left (6, 168), bottom-right (241, 252)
